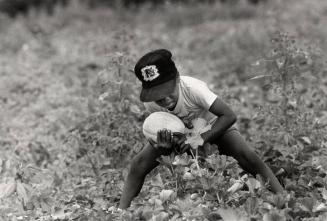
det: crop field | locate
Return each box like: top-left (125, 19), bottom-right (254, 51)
top-left (0, 0), bottom-right (327, 220)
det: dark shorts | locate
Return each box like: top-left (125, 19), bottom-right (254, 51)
top-left (182, 125), bottom-right (239, 157)
top-left (209, 126), bottom-right (240, 156)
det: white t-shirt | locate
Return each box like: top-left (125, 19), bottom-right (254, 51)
top-left (144, 76), bottom-right (218, 124)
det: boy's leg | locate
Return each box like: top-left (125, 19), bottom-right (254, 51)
top-left (213, 129), bottom-right (284, 193)
top-left (119, 143), bottom-right (162, 209)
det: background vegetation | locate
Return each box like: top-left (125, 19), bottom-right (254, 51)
top-left (0, 0), bottom-right (327, 220)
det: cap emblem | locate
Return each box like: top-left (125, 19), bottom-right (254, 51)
top-left (141, 65), bottom-right (160, 81)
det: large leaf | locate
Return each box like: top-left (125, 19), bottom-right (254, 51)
top-left (218, 208), bottom-right (247, 221)
top-left (246, 178), bottom-right (261, 194)
top-left (0, 178), bottom-right (16, 199)
top-left (16, 181), bottom-right (29, 203)
top-left (262, 210), bottom-right (286, 221)
top-left (151, 173), bottom-right (164, 188)
top-left (244, 197), bottom-right (259, 216)
top-left (159, 189), bottom-right (175, 203)
top-left (51, 208), bottom-right (72, 220)
top-left (151, 211), bottom-right (169, 221)
top-left (227, 181), bottom-right (244, 194)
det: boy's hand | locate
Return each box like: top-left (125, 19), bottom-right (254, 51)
top-left (149, 129), bottom-right (175, 155)
top-left (180, 113), bottom-right (195, 129)
top-left (172, 132), bottom-right (192, 154)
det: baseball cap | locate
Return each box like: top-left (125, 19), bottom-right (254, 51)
top-left (134, 49), bottom-right (178, 102)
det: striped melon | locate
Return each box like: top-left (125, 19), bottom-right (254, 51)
top-left (143, 112), bottom-right (186, 142)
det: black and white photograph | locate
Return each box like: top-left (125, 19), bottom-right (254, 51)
top-left (0, 0), bottom-right (327, 220)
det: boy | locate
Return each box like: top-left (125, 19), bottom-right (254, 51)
top-left (119, 49), bottom-right (283, 209)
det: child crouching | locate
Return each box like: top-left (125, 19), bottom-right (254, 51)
top-left (119, 49), bottom-right (283, 209)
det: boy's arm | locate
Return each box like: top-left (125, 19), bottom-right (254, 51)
top-left (200, 98), bottom-right (284, 193)
top-left (200, 97), bottom-right (237, 143)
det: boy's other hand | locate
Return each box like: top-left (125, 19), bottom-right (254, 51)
top-left (149, 129), bottom-right (175, 155)
top-left (180, 113), bottom-right (195, 129)
top-left (173, 132), bottom-right (192, 154)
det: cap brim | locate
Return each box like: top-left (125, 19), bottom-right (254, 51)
top-left (140, 78), bottom-right (177, 102)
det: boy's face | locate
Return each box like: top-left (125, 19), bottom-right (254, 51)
top-left (154, 82), bottom-right (179, 111)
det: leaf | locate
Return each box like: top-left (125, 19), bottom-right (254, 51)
top-left (0, 158), bottom-right (3, 174)
top-left (148, 197), bottom-right (163, 208)
top-left (151, 173), bottom-right (164, 188)
top-left (172, 153), bottom-right (191, 166)
top-left (262, 210), bottom-right (286, 221)
top-left (93, 197), bottom-right (109, 210)
top-left (129, 104), bottom-right (141, 114)
top-left (98, 92), bottom-right (109, 102)
top-left (313, 203), bottom-right (327, 213)
top-left (271, 193), bottom-right (287, 209)
top-left (244, 197), bottom-right (259, 216)
top-left (300, 136), bottom-right (311, 145)
top-left (246, 178), bottom-right (261, 194)
top-left (283, 134), bottom-right (291, 145)
top-left (191, 118), bottom-right (209, 134)
top-left (157, 153), bottom-right (175, 166)
top-left (183, 172), bottom-right (195, 181)
top-left (249, 75), bottom-right (273, 81)
top-left (16, 181), bottom-right (29, 203)
top-left (184, 118), bottom-right (211, 149)
top-left (190, 193), bottom-right (199, 200)
top-left (276, 57), bottom-right (286, 69)
top-left (206, 154), bottom-right (227, 171)
top-left (151, 212), bottom-right (169, 221)
top-left (218, 208), bottom-right (246, 221)
top-left (251, 60), bottom-right (262, 66)
top-left (51, 208), bottom-right (72, 220)
top-left (159, 189), bottom-right (175, 203)
top-left (0, 178), bottom-right (16, 199)
top-left (320, 188), bottom-right (327, 201)
top-left (299, 197), bottom-right (315, 212)
top-left (227, 181), bottom-right (244, 194)
top-left (185, 134), bottom-right (204, 149)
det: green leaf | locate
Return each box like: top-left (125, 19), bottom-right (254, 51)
top-left (271, 193), bottom-right (287, 209)
top-left (159, 189), bottom-right (175, 203)
top-left (300, 136), bottom-right (311, 145)
top-left (262, 210), bottom-right (286, 221)
top-left (148, 197), bottom-right (163, 208)
top-left (244, 197), bottom-right (259, 216)
top-left (313, 203), bottom-right (327, 213)
top-left (206, 154), bottom-right (227, 171)
top-left (157, 154), bottom-right (175, 166)
top-left (183, 172), bottom-right (195, 181)
top-left (246, 178), bottom-right (261, 194)
top-left (16, 181), bottom-right (29, 203)
top-left (172, 153), bottom-right (191, 166)
top-left (218, 208), bottom-right (247, 221)
top-left (299, 197), bottom-right (315, 212)
top-left (51, 208), bottom-right (72, 220)
top-left (0, 178), bottom-right (16, 199)
top-left (0, 158), bottom-right (3, 174)
top-left (151, 173), bottom-right (164, 188)
top-left (151, 212), bottom-right (169, 221)
top-left (227, 181), bottom-right (244, 194)
top-left (249, 75), bottom-right (273, 80)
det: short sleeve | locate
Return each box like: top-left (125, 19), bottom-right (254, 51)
top-left (189, 83), bottom-right (218, 110)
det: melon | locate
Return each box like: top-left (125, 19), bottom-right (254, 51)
top-left (143, 112), bottom-right (186, 142)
